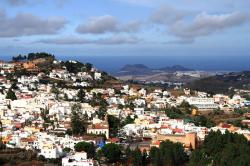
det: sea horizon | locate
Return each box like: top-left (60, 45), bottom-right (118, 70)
top-left (1, 54), bottom-right (250, 73)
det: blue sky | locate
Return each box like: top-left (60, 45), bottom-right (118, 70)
top-left (0, 0), bottom-right (249, 57)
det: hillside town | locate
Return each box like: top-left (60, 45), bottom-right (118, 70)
top-left (0, 54), bottom-right (250, 165)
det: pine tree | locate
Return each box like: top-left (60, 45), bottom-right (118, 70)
top-left (132, 147), bottom-right (143, 166)
top-left (77, 88), bottom-right (85, 102)
top-left (71, 104), bottom-right (85, 135)
top-left (6, 88), bottom-right (17, 101)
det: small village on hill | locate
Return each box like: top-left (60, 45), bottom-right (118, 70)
top-left (0, 53), bottom-right (249, 165)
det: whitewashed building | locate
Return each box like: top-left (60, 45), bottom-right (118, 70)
top-left (62, 152), bottom-right (94, 166)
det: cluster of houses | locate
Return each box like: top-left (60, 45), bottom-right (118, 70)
top-left (0, 59), bottom-right (249, 164)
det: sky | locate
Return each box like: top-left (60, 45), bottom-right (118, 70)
top-left (0, 0), bottom-right (250, 57)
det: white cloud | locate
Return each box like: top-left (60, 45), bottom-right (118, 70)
top-left (76, 15), bottom-right (117, 34)
top-left (76, 15), bottom-right (141, 34)
top-left (0, 10), bottom-right (67, 37)
top-left (170, 12), bottom-right (249, 39)
top-left (150, 5), bottom-right (187, 24)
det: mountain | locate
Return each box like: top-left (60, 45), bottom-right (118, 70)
top-left (121, 64), bottom-right (150, 72)
top-left (116, 64), bottom-right (194, 76)
top-left (118, 64), bottom-right (153, 75)
top-left (186, 71), bottom-right (250, 94)
top-left (114, 64), bottom-right (204, 83)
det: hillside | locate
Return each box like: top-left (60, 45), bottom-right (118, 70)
top-left (114, 64), bottom-right (212, 83)
top-left (186, 71), bottom-right (250, 94)
top-left (119, 64), bottom-right (152, 75)
top-left (116, 64), bottom-right (194, 76)
top-left (9, 53), bottom-right (117, 87)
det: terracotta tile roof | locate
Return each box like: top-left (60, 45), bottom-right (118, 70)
top-left (21, 137), bottom-right (36, 142)
top-left (109, 137), bottom-right (120, 143)
top-left (160, 125), bottom-right (170, 129)
top-left (88, 123), bottom-right (109, 129)
top-left (152, 141), bottom-right (161, 146)
top-left (221, 123), bottom-right (231, 128)
top-left (172, 128), bottom-right (183, 133)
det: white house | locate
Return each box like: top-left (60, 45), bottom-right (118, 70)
top-left (62, 152), bottom-right (94, 166)
top-left (94, 72), bottom-right (102, 80)
top-left (134, 107), bottom-right (144, 115)
top-left (40, 144), bottom-right (59, 159)
top-left (87, 123), bottom-right (109, 139)
top-left (186, 97), bottom-right (218, 110)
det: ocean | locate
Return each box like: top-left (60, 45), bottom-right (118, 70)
top-left (1, 55), bottom-right (249, 73)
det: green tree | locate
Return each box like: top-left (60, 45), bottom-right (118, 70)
top-left (64, 93), bottom-right (69, 101)
top-left (132, 147), bottom-right (143, 166)
top-left (77, 88), bottom-right (85, 103)
top-left (63, 147), bottom-right (71, 153)
top-left (85, 63), bottom-right (92, 71)
top-left (125, 145), bottom-right (132, 161)
top-left (6, 88), bottom-right (17, 100)
top-left (71, 104), bottom-right (86, 135)
top-left (74, 141), bottom-right (95, 158)
top-left (122, 115), bottom-right (135, 126)
top-left (149, 147), bottom-right (161, 166)
top-left (38, 155), bottom-right (46, 161)
top-left (189, 130), bottom-right (250, 166)
top-left (229, 119), bottom-right (248, 129)
top-left (179, 101), bottom-right (191, 108)
top-left (101, 143), bottom-right (121, 163)
top-left (165, 107), bottom-right (184, 119)
top-left (97, 100), bottom-right (108, 120)
top-left (178, 101), bottom-right (197, 114)
top-left (118, 104), bottom-right (124, 109)
top-left (27, 52), bottom-right (54, 60)
top-left (192, 115), bottom-right (215, 128)
top-left (129, 102), bottom-right (135, 110)
top-left (188, 150), bottom-right (209, 166)
top-left (66, 128), bottom-right (73, 135)
top-left (108, 115), bottom-right (120, 137)
top-left (149, 141), bottom-right (188, 166)
top-left (64, 61), bottom-right (82, 73)
top-left (51, 85), bottom-right (60, 100)
top-left (142, 149), bottom-right (149, 166)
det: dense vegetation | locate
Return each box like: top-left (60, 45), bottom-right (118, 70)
top-left (62, 61), bottom-right (92, 74)
top-left (100, 143), bottom-right (122, 163)
top-left (74, 141), bottom-right (95, 159)
top-left (164, 102), bottom-right (215, 128)
top-left (27, 52), bottom-right (55, 60)
top-left (189, 130), bottom-right (250, 166)
top-left (108, 115), bottom-right (121, 137)
top-left (6, 88), bottom-right (17, 101)
top-left (99, 131), bottom-right (250, 166)
top-left (12, 52), bottom-right (55, 61)
top-left (150, 141), bottom-right (188, 166)
top-left (70, 104), bottom-right (88, 136)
